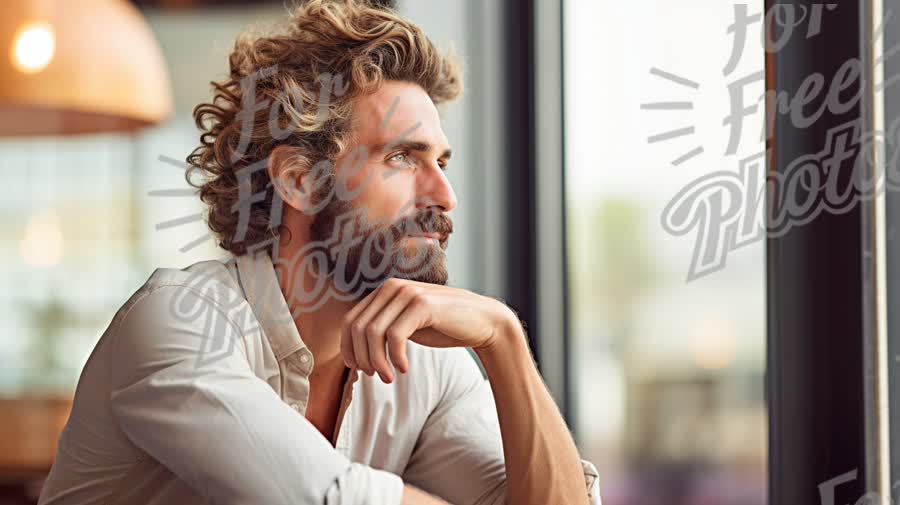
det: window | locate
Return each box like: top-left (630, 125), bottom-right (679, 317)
top-left (564, 1), bottom-right (766, 502)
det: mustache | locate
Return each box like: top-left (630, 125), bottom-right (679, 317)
top-left (390, 208), bottom-right (453, 241)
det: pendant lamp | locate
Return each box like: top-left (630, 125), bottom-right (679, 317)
top-left (0, 0), bottom-right (173, 136)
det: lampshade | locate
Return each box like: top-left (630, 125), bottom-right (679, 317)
top-left (0, 0), bottom-right (173, 136)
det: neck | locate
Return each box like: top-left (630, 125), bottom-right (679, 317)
top-left (274, 239), bottom-right (357, 380)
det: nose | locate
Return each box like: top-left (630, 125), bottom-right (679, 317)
top-left (417, 162), bottom-right (457, 213)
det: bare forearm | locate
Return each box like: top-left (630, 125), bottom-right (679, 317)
top-left (474, 317), bottom-right (587, 505)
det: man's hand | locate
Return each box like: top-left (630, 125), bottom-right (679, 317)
top-left (340, 277), bottom-right (517, 383)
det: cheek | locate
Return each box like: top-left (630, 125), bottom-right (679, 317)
top-left (337, 159), bottom-right (375, 196)
top-left (353, 169), bottom-right (417, 221)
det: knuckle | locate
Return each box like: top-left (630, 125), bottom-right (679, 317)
top-left (386, 328), bottom-right (403, 343)
top-left (365, 322), bottom-right (380, 340)
top-left (410, 292), bottom-right (428, 307)
top-left (371, 321), bottom-right (387, 338)
top-left (405, 287), bottom-right (418, 299)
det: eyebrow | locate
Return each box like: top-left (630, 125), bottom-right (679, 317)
top-left (376, 139), bottom-right (452, 161)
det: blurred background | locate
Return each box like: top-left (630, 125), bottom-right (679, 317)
top-left (565, 2), bottom-right (765, 504)
top-left (0, 0), bottom-right (766, 503)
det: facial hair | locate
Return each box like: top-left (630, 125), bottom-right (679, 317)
top-left (308, 194), bottom-right (453, 298)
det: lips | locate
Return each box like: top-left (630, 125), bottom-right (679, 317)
top-left (395, 209), bottom-right (453, 244)
top-left (407, 232), bottom-right (443, 240)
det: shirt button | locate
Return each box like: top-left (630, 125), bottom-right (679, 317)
top-left (299, 354), bottom-right (310, 363)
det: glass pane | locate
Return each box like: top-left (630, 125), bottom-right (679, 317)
top-left (564, 1), bottom-right (767, 503)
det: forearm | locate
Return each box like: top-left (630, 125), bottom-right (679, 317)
top-left (474, 317), bottom-right (588, 505)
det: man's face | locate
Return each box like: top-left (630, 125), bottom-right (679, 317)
top-left (309, 80), bottom-right (457, 296)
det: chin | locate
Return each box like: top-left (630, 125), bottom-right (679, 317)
top-left (393, 247), bottom-right (449, 285)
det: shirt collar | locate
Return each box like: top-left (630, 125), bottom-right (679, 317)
top-left (234, 249), bottom-right (307, 362)
top-left (232, 248), bottom-right (361, 385)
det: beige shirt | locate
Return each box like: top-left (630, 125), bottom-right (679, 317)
top-left (38, 249), bottom-right (601, 505)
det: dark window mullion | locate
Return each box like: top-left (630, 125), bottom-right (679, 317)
top-left (766, 1), bottom-right (868, 503)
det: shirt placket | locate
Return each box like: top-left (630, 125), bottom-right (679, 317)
top-left (331, 367), bottom-right (360, 456)
top-left (236, 251), bottom-right (359, 457)
top-left (281, 347), bottom-right (313, 414)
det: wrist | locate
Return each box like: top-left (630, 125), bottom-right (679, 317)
top-left (473, 313), bottom-right (536, 384)
top-left (474, 311), bottom-right (526, 360)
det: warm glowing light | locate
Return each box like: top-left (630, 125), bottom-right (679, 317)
top-left (12, 22), bottom-right (55, 74)
top-left (688, 314), bottom-right (738, 371)
top-left (20, 210), bottom-right (65, 269)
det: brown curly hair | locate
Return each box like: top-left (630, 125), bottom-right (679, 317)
top-left (185, 0), bottom-right (463, 257)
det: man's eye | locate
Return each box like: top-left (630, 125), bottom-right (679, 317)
top-left (388, 153), bottom-right (408, 163)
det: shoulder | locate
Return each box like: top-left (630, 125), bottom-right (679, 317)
top-left (119, 257), bottom-right (244, 330)
top-left (108, 257), bottom-right (251, 382)
top-left (139, 257), bottom-right (239, 299)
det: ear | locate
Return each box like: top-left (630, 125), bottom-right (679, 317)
top-left (267, 144), bottom-right (334, 215)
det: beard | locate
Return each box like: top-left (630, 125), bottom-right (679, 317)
top-left (307, 194), bottom-right (453, 298)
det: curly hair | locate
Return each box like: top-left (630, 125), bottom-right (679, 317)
top-left (185, 0), bottom-right (463, 257)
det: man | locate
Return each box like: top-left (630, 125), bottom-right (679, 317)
top-left (39, 1), bottom-right (601, 503)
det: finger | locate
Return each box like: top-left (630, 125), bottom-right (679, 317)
top-left (365, 328), bottom-right (391, 383)
top-left (368, 285), bottom-right (421, 374)
top-left (341, 280), bottom-right (391, 369)
top-left (351, 317), bottom-right (373, 375)
top-left (360, 283), bottom-right (409, 382)
top-left (385, 295), bottom-right (432, 371)
top-left (366, 294), bottom-right (415, 381)
top-left (352, 280), bottom-right (404, 378)
top-left (386, 328), bottom-right (410, 375)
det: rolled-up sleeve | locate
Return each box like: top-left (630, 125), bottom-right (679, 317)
top-left (402, 347), bottom-right (601, 505)
top-left (109, 284), bottom-right (404, 505)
